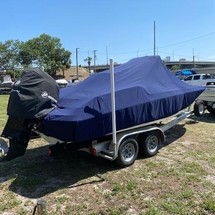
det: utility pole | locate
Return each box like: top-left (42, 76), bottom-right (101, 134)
top-left (154, 20), bottom-right (156, 56)
top-left (93, 50), bottom-right (97, 73)
top-left (192, 48), bottom-right (195, 68)
top-left (106, 46), bottom-right (109, 65)
top-left (76, 48), bottom-right (79, 80)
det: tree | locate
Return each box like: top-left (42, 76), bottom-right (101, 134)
top-left (0, 40), bottom-right (21, 70)
top-left (171, 65), bottom-right (180, 71)
top-left (18, 41), bottom-right (36, 68)
top-left (18, 34), bottom-right (72, 76)
top-left (0, 34), bottom-right (72, 77)
top-left (84, 56), bottom-right (92, 73)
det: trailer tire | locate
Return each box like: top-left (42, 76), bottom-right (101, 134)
top-left (116, 138), bottom-right (139, 167)
top-left (139, 131), bottom-right (161, 157)
top-left (194, 100), bottom-right (205, 116)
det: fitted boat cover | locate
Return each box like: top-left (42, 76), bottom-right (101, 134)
top-left (42, 56), bottom-right (205, 142)
top-left (7, 68), bottom-right (59, 119)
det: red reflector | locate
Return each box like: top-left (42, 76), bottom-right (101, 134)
top-left (89, 147), bottom-right (96, 155)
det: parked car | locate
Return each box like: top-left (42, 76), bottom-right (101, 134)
top-left (0, 75), bottom-right (13, 94)
top-left (56, 79), bottom-right (68, 88)
top-left (183, 73), bottom-right (215, 86)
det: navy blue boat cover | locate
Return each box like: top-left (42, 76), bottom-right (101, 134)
top-left (43, 56), bottom-right (204, 142)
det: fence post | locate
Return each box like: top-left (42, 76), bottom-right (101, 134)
top-left (36, 199), bottom-right (46, 215)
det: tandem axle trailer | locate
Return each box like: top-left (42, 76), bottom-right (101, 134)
top-left (43, 110), bottom-right (192, 167)
top-left (41, 59), bottom-right (193, 167)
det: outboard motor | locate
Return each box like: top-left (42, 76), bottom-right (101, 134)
top-left (1, 68), bottom-right (59, 161)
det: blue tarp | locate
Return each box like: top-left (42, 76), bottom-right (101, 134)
top-left (175, 69), bottom-right (196, 80)
top-left (43, 56), bottom-right (204, 142)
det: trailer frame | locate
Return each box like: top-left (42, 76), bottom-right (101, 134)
top-left (82, 110), bottom-right (192, 167)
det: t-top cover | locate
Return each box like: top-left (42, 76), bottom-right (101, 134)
top-left (43, 56), bottom-right (204, 142)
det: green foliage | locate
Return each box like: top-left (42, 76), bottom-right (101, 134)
top-left (0, 34), bottom-right (72, 76)
top-left (18, 41), bottom-right (36, 67)
top-left (0, 40), bottom-right (21, 70)
top-left (84, 56), bottom-right (92, 66)
top-left (145, 206), bottom-right (160, 215)
top-left (180, 161), bottom-right (207, 175)
top-left (202, 197), bottom-right (215, 212)
top-left (5, 69), bottom-right (22, 79)
top-left (171, 65), bottom-right (180, 70)
top-left (126, 180), bottom-right (137, 191)
top-left (108, 207), bottom-right (124, 215)
top-left (19, 34), bottom-right (71, 75)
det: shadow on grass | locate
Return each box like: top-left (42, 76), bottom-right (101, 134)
top-left (161, 123), bottom-right (187, 148)
top-left (189, 112), bottom-right (215, 123)
top-left (0, 120), bottom-right (200, 199)
top-left (0, 143), bottom-right (118, 199)
top-left (162, 111), bottom-right (215, 149)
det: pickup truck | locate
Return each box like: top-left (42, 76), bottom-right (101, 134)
top-left (0, 75), bottom-right (13, 94)
top-left (184, 74), bottom-right (215, 116)
top-left (183, 73), bottom-right (215, 86)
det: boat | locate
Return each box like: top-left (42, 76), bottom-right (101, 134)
top-left (41, 56), bottom-right (205, 143)
top-left (1, 56), bottom-right (205, 164)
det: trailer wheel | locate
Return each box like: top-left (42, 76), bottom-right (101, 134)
top-left (116, 138), bottom-right (139, 167)
top-left (194, 100), bottom-right (205, 116)
top-left (139, 131), bottom-right (161, 157)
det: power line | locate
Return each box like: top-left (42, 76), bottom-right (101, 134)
top-left (73, 31), bottom-right (215, 65)
top-left (76, 31), bottom-right (215, 57)
top-left (158, 31), bottom-right (215, 49)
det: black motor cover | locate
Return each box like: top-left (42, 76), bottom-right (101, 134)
top-left (1, 68), bottom-right (59, 140)
top-left (7, 68), bottom-right (59, 119)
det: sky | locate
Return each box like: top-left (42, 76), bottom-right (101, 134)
top-left (1, 0), bottom-right (215, 66)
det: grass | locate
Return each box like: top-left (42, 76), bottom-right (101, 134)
top-left (0, 94), bottom-right (9, 129)
top-left (0, 95), bottom-right (215, 214)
